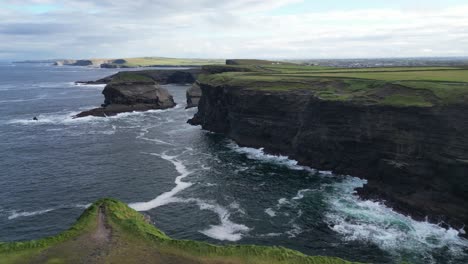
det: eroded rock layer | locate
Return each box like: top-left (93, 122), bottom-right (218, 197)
top-left (189, 82), bottom-right (468, 231)
top-left (76, 82), bottom-right (175, 118)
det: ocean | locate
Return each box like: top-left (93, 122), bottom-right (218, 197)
top-left (0, 62), bottom-right (467, 263)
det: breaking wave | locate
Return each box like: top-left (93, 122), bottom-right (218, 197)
top-left (325, 177), bottom-right (468, 262)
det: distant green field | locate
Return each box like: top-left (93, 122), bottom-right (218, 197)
top-left (120, 57), bottom-right (225, 67)
top-left (198, 65), bottom-right (468, 107)
top-left (281, 69), bottom-right (468, 83)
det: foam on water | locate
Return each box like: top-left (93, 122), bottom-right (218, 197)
top-left (193, 199), bottom-right (250, 241)
top-left (265, 208), bottom-right (277, 217)
top-left (5, 107), bottom-right (173, 126)
top-left (129, 152), bottom-right (193, 211)
top-left (228, 143), bottom-right (468, 260)
top-left (73, 83), bottom-right (106, 89)
top-left (325, 176), bottom-right (468, 261)
top-left (0, 95), bottom-right (47, 104)
top-left (229, 143), bottom-right (303, 170)
top-left (7, 203), bottom-right (91, 220)
top-left (292, 189), bottom-right (311, 200)
top-left (8, 208), bottom-right (55, 220)
top-left (128, 151), bottom-right (250, 241)
top-left (137, 126), bottom-right (174, 145)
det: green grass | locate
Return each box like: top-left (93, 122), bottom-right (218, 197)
top-left (226, 59), bottom-right (297, 66)
top-left (0, 199), bottom-right (361, 264)
top-left (119, 57), bottom-right (225, 67)
top-left (281, 69), bottom-right (468, 82)
top-left (196, 65), bottom-right (468, 107)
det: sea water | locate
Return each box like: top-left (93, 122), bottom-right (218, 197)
top-left (0, 62), bottom-right (467, 264)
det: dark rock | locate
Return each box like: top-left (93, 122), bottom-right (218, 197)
top-left (77, 69), bottom-right (201, 85)
top-left (189, 82), bottom-right (468, 234)
top-left (186, 83), bottom-right (202, 109)
top-left (75, 82), bottom-right (175, 118)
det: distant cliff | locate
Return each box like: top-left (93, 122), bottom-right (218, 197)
top-left (189, 67), bottom-right (468, 233)
top-left (54, 59), bottom-right (119, 67)
top-left (77, 69), bottom-right (201, 85)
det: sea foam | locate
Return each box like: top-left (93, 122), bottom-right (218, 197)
top-left (129, 153), bottom-right (193, 211)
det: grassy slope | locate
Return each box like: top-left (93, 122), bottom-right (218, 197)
top-left (0, 199), bottom-right (360, 264)
top-left (198, 64), bottom-right (468, 107)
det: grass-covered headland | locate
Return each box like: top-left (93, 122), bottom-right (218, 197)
top-left (199, 63), bottom-right (468, 107)
top-left (0, 199), bottom-right (360, 264)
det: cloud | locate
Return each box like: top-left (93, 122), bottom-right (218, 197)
top-left (0, 0), bottom-right (467, 59)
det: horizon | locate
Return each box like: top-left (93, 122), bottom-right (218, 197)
top-left (1, 0), bottom-right (468, 60)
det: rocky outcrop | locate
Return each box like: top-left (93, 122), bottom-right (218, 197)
top-left (186, 83), bottom-right (202, 108)
top-left (75, 81), bottom-right (175, 118)
top-left (76, 69), bottom-right (201, 85)
top-left (189, 83), bottom-right (468, 233)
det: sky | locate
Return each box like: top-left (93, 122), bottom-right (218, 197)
top-left (0, 0), bottom-right (467, 60)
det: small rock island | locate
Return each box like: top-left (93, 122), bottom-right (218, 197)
top-left (75, 72), bottom-right (176, 118)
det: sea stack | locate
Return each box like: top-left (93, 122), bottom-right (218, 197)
top-left (75, 73), bottom-right (176, 118)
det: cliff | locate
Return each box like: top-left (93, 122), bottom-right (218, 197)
top-left (186, 82), bottom-right (202, 108)
top-left (75, 73), bottom-right (175, 118)
top-left (77, 69), bottom-right (201, 85)
top-left (0, 199), bottom-right (358, 264)
top-left (189, 65), bottom-right (468, 233)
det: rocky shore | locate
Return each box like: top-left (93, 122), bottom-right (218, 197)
top-left (189, 70), bottom-right (468, 233)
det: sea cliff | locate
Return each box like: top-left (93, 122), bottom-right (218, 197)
top-left (189, 65), bottom-right (468, 233)
top-left (75, 72), bottom-right (176, 118)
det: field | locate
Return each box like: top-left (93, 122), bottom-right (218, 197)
top-left (199, 64), bottom-right (468, 107)
top-left (114, 57), bottom-right (225, 67)
top-left (0, 199), bottom-right (359, 264)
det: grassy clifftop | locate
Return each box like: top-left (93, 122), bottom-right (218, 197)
top-left (198, 64), bottom-right (468, 107)
top-left (0, 199), bottom-right (359, 264)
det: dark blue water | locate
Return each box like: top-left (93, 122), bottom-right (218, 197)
top-left (0, 62), bottom-right (467, 264)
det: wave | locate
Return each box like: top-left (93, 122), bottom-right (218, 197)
top-left (228, 142), bottom-right (468, 260)
top-left (8, 208), bottom-right (55, 220)
top-left (229, 144), bottom-right (305, 171)
top-left (136, 126), bottom-right (174, 145)
top-left (265, 208), bottom-right (276, 217)
top-left (325, 177), bottom-right (468, 261)
top-left (7, 203), bottom-right (91, 220)
top-left (129, 152), bottom-right (249, 241)
top-left (0, 95), bottom-right (47, 104)
top-left (129, 152), bottom-right (193, 211)
top-left (292, 189), bottom-right (311, 200)
top-left (5, 107), bottom-right (174, 126)
top-left (197, 199), bottom-right (250, 241)
top-left (73, 83), bottom-right (106, 89)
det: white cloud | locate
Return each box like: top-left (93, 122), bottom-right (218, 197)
top-left (0, 0), bottom-right (467, 59)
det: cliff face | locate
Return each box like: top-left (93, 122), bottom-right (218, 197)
top-left (186, 83), bottom-right (202, 108)
top-left (75, 82), bottom-right (175, 118)
top-left (189, 83), bottom-right (468, 231)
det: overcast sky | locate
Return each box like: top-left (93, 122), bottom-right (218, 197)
top-left (1, 0), bottom-right (467, 60)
